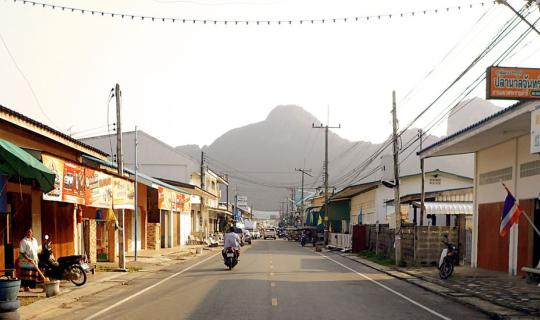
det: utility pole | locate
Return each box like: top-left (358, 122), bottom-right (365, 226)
top-left (115, 83), bottom-right (126, 271)
top-left (134, 126), bottom-right (138, 262)
top-left (392, 90), bottom-right (402, 265)
top-left (419, 129), bottom-right (425, 227)
top-left (295, 168), bottom-right (312, 226)
top-left (497, 0), bottom-right (540, 37)
top-left (200, 152), bottom-right (205, 236)
top-left (312, 108), bottom-right (340, 242)
top-left (234, 186), bottom-right (238, 226)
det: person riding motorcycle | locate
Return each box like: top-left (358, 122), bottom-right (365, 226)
top-left (222, 226), bottom-right (241, 259)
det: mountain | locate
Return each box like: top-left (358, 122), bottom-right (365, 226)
top-left (176, 99), bottom-right (502, 210)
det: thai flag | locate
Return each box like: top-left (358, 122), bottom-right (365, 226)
top-left (500, 185), bottom-right (523, 237)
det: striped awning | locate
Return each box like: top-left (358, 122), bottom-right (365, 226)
top-left (413, 201), bottom-right (472, 215)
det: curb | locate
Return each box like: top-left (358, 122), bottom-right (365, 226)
top-left (20, 247), bottom-right (219, 320)
top-left (334, 252), bottom-right (535, 320)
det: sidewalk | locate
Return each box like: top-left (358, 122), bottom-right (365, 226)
top-left (338, 252), bottom-right (540, 319)
top-left (19, 246), bottom-right (218, 320)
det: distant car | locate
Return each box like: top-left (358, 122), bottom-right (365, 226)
top-left (242, 229), bottom-right (252, 245)
top-left (263, 228), bottom-right (277, 240)
top-left (247, 229), bottom-right (260, 239)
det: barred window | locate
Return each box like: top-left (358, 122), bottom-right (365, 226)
top-left (479, 167), bottom-right (512, 185)
top-left (520, 160), bottom-right (540, 178)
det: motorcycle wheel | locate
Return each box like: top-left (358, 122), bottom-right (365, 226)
top-left (439, 262), bottom-right (454, 279)
top-left (228, 258), bottom-right (233, 270)
top-left (69, 265), bottom-right (87, 286)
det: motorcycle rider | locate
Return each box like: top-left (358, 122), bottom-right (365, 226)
top-left (222, 226), bottom-right (241, 260)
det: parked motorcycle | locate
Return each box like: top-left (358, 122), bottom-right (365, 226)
top-left (38, 235), bottom-right (92, 286)
top-left (300, 234), bottom-right (306, 247)
top-left (438, 234), bottom-right (458, 279)
top-left (223, 247), bottom-right (239, 270)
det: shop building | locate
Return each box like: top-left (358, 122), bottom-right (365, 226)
top-left (419, 100), bottom-right (540, 275)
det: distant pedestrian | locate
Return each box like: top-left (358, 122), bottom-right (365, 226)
top-left (18, 229), bottom-right (39, 290)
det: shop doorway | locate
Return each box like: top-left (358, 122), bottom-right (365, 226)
top-left (534, 199), bottom-right (540, 267)
top-left (96, 220), bottom-right (110, 262)
top-left (161, 210), bottom-right (171, 248)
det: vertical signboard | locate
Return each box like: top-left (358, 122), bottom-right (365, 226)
top-left (42, 154), bottom-right (64, 202)
top-left (532, 108), bottom-right (540, 154)
top-left (62, 161), bottom-right (85, 204)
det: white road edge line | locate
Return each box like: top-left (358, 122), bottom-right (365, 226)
top-left (317, 252), bottom-right (451, 320)
top-left (83, 251), bottom-right (222, 320)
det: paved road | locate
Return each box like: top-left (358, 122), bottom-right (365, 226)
top-left (46, 240), bottom-right (489, 320)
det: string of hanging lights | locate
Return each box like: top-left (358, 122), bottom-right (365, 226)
top-left (9, 0), bottom-right (497, 26)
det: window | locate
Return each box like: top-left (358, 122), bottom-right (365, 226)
top-left (429, 177), bottom-right (441, 185)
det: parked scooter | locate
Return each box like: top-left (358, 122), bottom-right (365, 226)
top-left (223, 247), bottom-right (239, 270)
top-left (300, 234), bottom-right (306, 247)
top-left (38, 235), bottom-right (92, 286)
top-left (438, 234), bottom-right (458, 279)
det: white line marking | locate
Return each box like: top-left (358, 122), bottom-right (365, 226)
top-left (83, 252), bottom-right (222, 320)
top-left (270, 282), bottom-right (275, 287)
top-left (317, 252), bottom-right (451, 320)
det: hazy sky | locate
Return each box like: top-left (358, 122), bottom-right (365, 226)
top-left (1, 0), bottom-right (538, 147)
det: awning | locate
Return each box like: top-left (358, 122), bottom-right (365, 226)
top-left (209, 208), bottom-right (232, 216)
top-left (0, 139), bottom-right (55, 193)
top-left (412, 201), bottom-right (472, 215)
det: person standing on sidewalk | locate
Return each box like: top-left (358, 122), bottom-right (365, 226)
top-left (18, 228), bottom-right (40, 291)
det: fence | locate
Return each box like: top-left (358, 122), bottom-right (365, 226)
top-left (363, 224), bottom-right (459, 266)
top-left (329, 232), bottom-right (352, 249)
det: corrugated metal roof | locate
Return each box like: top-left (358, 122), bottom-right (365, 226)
top-left (81, 154), bottom-right (192, 195)
top-left (418, 100), bottom-right (527, 156)
top-left (0, 104), bottom-right (108, 157)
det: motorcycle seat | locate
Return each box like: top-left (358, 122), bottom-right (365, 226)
top-left (57, 255), bottom-right (83, 264)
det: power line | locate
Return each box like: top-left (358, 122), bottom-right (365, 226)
top-left (10, 0), bottom-right (495, 26)
top-left (0, 30), bottom-right (60, 129)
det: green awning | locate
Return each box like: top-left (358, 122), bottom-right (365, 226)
top-left (0, 139), bottom-right (55, 193)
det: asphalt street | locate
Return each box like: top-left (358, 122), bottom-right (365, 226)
top-left (42, 239), bottom-right (489, 320)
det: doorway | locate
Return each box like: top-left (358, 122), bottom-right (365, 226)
top-left (533, 199), bottom-right (540, 267)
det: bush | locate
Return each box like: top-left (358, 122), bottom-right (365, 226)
top-left (358, 250), bottom-right (395, 266)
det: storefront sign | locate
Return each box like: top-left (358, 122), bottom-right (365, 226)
top-left (532, 108), bottom-right (540, 154)
top-left (42, 154), bottom-right (64, 202)
top-left (62, 161), bottom-right (85, 204)
top-left (158, 187), bottom-right (190, 212)
top-left (85, 169), bottom-right (113, 208)
top-left (112, 177), bottom-right (135, 210)
top-left (486, 66), bottom-right (540, 100)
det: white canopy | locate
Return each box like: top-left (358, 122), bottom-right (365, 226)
top-left (413, 201), bottom-right (472, 215)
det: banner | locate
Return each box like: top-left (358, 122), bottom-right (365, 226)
top-left (62, 161), bottom-right (85, 204)
top-left (486, 66), bottom-right (540, 100)
top-left (112, 177), bottom-right (135, 210)
top-left (42, 154), bottom-right (64, 202)
top-left (85, 169), bottom-right (113, 208)
top-left (158, 186), bottom-right (175, 211)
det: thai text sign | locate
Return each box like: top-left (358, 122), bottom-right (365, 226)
top-left (532, 108), bottom-right (540, 154)
top-left (112, 177), bottom-right (135, 210)
top-left (486, 66), bottom-right (540, 100)
top-left (42, 154), bottom-right (85, 204)
top-left (85, 169), bottom-right (113, 208)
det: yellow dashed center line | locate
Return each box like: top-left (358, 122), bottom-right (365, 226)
top-left (272, 298), bottom-right (278, 306)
